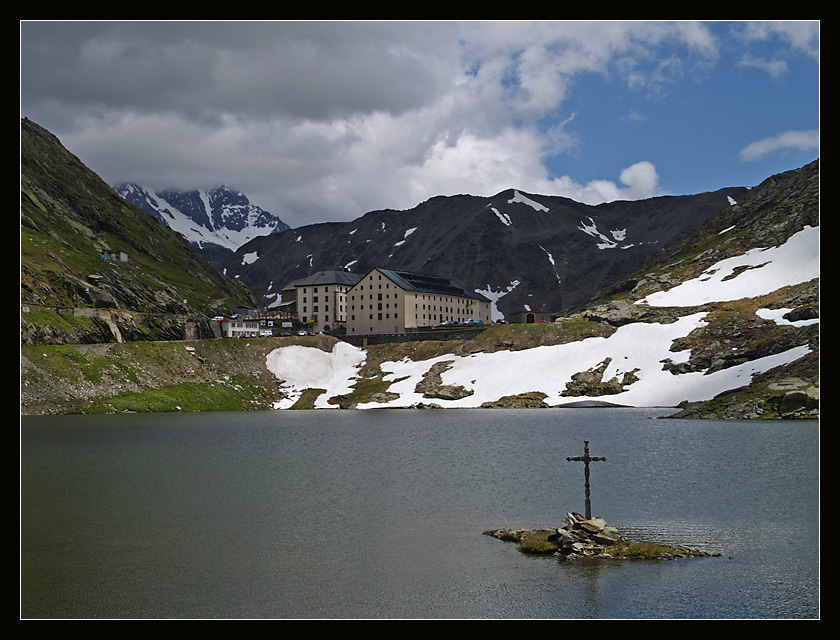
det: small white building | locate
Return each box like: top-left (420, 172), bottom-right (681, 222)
top-left (220, 318), bottom-right (260, 338)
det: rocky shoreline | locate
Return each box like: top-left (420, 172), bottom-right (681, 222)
top-left (484, 512), bottom-right (721, 561)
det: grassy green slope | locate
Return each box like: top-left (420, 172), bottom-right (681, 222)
top-left (21, 117), bottom-right (258, 317)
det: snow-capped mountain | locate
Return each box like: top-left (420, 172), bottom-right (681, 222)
top-left (114, 184), bottom-right (290, 265)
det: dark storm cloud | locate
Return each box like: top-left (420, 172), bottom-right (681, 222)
top-left (21, 21), bottom-right (453, 127)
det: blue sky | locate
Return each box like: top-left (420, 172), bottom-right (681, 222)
top-left (550, 26), bottom-right (819, 197)
top-left (20, 21), bottom-right (819, 228)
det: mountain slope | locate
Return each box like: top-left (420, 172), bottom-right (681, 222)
top-left (114, 183), bottom-right (290, 265)
top-left (222, 185), bottom-right (750, 318)
top-left (20, 117), bottom-right (259, 343)
top-left (595, 160), bottom-right (819, 305)
top-left (261, 160), bottom-right (818, 418)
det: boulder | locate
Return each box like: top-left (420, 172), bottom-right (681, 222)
top-left (578, 517), bottom-right (607, 533)
top-left (592, 527), bottom-right (622, 546)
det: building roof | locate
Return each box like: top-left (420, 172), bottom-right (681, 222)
top-left (291, 269), bottom-right (363, 288)
top-left (375, 269), bottom-right (490, 301)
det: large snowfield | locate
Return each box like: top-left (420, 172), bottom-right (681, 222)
top-left (266, 225), bottom-right (819, 410)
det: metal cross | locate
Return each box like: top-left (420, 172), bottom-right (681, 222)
top-left (566, 440), bottom-right (607, 520)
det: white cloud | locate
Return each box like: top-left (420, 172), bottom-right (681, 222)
top-left (735, 55), bottom-right (789, 79)
top-left (539, 161), bottom-right (664, 205)
top-left (738, 21), bottom-right (820, 59)
top-left (739, 130), bottom-right (819, 162)
top-left (21, 21), bottom-right (817, 228)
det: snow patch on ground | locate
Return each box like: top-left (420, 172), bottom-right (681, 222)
top-left (578, 217), bottom-right (624, 249)
top-left (637, 225), bottom-right (819, 307)
top-left (475, 281), bottom-right (520, 321)
top-left (756, 307), bottom-right (819, 327)
top-left (492, 207), bottom-right (512, 226)
top-left (356, 314), bottom-right (810, 409)
top-left (266, 341), bottom-right (367, 409)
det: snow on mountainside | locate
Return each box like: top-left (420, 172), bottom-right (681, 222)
top-left (265, 223), bottom-right (819, 411)
top-left (262, 161), bottom-right (819, 415)
top-left (115, 183), bottom-right (289, 263)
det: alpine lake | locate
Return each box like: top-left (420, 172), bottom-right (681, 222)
top-left (21, 407), bottom-right (819, 619)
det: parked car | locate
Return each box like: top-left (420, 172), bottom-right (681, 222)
top-left (260, 330), bottom-right (273, 337)
top-left (212, 316), bottom-right (225, 321)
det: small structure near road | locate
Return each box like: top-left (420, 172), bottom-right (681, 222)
top-left (220, 317), bottom-right (260, 338)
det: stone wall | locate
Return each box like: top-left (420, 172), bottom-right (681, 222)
top-left (338, 326), bottom-right (487, 347)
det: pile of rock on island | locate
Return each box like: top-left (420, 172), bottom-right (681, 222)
top-left (484, 512), bottom-right (720, 560)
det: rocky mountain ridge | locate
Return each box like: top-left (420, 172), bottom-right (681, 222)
top-left (114, 183), bottom-right (290, 265)
top-left (221, 184), bottom-right (750, 319)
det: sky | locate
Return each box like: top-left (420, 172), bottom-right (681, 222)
top-left (20, 20), bottom-right (819, 230)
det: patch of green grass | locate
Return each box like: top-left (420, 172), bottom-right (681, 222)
top-left (88, 375), bottom-right (271, 413)
top-left (327, 377), bottom-right (393, 407)
top-left (23, 309), bottom-right (96, 334)
top-left (513, 531), bottom-right (704, 559)
top-left (22, 343), bottom-right (131, 385)
top-left (289, 388), bottom-right (326, 410)
top-left (465, 320), bottom-right (613, 352)
top-left (517, 531), bottom-right (560, 554)
top-left (608, 540), bottom-right (696, 559)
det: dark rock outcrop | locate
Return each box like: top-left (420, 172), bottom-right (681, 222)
top-left (561, 357), bottom-right (640, 397)
top-left (415, 360), bottom-right (474, 400)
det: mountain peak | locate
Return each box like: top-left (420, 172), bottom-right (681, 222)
top-left (114, 183), bottom-right (290, 263)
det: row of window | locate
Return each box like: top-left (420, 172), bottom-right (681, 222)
top-left (298, 273), bottom-right (489, 332)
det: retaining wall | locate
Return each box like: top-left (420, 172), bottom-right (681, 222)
top-left (338, 326), bottom-right (487, 347)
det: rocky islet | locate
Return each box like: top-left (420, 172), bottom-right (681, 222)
top-left (485, 511), bottom-right (721, 560)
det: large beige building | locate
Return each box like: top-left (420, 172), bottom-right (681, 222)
top-left (346, 268), bottom-right (492, 335)
top-left (294, 270), bottom-right (363, 332)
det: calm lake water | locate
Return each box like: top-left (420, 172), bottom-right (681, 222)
top-left (20, 408), bottom-right (819, 619)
